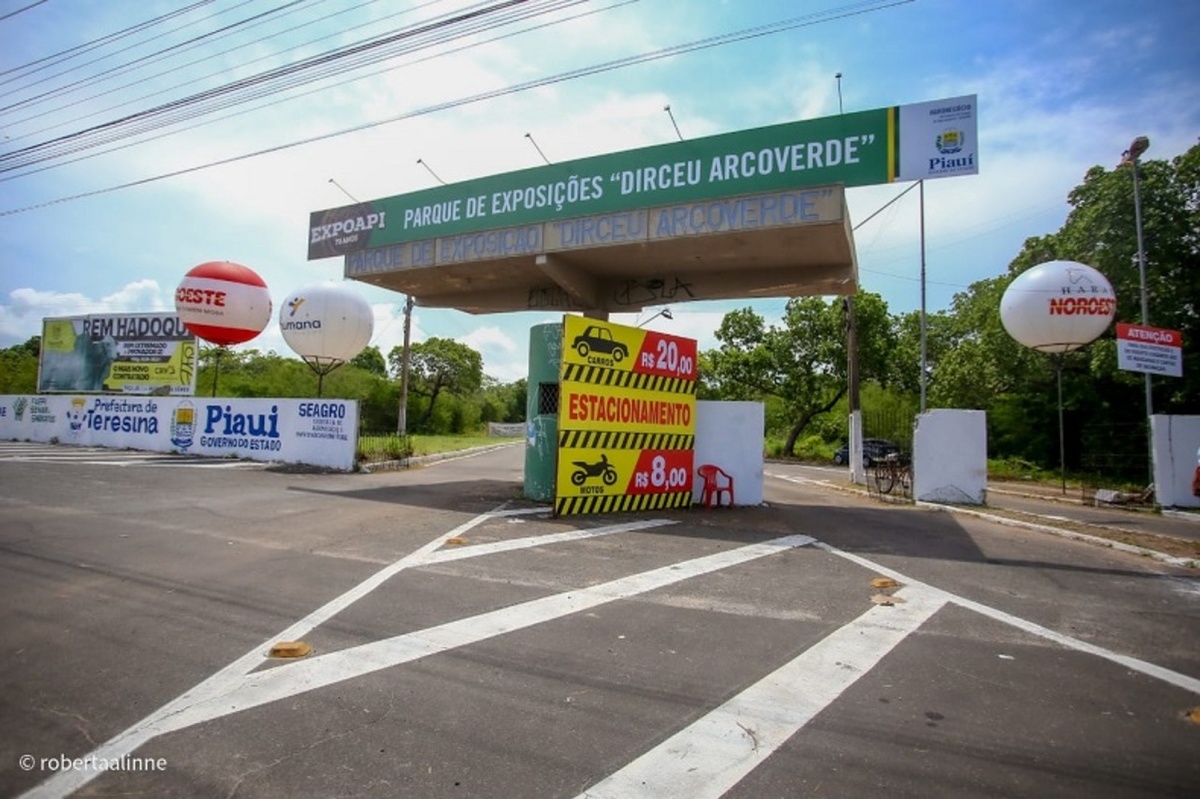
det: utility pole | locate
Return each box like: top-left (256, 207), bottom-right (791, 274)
top-left (837, 71), bottom-right (864, 483)
top-left (846, 295), bottom-right (862, 482)
top-left (1124, 135), bottom-right (1153, 484)
top-left (397, 295), bottom-right (414, 435)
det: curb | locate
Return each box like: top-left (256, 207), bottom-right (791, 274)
top-left (917, 501), bottom-right (1198, 570)
top-left (765, 471), bottom-right (1197, 570)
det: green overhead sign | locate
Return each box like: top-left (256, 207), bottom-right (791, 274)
top-left (308, 95), bottom-right (977, 259)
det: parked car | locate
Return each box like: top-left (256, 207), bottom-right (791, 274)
top-left (833, 438), bottom-right (901, 467)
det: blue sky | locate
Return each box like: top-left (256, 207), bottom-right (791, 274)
top-left (2, 0), bottom-right (1198, 382)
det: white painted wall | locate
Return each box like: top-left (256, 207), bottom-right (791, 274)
top-left (1151, 415), bottom-right (1200, 508)
top-left (693, 401), bottom-right (764, 506)
top-left (912, 409), bottom-right (987, 504)
top-left (0, 395), bottom-right (359, 470)
top-left (848, 410), bottom-right (865, 485)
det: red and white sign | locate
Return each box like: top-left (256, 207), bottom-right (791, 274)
top-left (1116, 322), bottom-right (1183, 377)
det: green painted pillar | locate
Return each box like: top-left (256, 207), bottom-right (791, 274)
top-left (524, 322), bottom-right (562, 502)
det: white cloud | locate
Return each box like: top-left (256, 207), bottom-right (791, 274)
top-left (0, 281), bottom-right (170, 342)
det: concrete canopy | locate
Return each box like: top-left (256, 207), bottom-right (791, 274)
top-left (310, 95), bottom-right (980, 315)
top-left (342, 184), bottom-right (858, 315)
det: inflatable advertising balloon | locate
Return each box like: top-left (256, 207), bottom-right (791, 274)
top-left (280, 282), bottom-right (374, 394)
top-left (1000, 259), bottom-right (1116, 494)
top-left (1000, 260), bottom-right (1116, 353)
top-left (175, 261), bottom-right (272, 347)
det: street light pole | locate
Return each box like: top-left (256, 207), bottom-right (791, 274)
top-left (1124, 136), bottom-right (1153, 483)
top-left (637, 308), bottom-right (672, 327)
top-left (1129, 137), bottom-right (1152, 414)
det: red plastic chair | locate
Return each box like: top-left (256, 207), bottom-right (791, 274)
top-left (697, 464), bottom-right (734, 508)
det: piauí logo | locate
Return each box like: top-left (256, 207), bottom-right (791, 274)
top-left (287, 297), bottom-right (306, 317)
top-left (936, 128), bottom-right (964, 155)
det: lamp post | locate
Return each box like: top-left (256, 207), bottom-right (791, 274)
top-left (1123, 135), bottom-right (1153, 482)
top-left (637, 308), bottom-right (672, 327)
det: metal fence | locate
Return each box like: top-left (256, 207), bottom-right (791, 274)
top-left (1079, 419), bottom-right (1154, 504)
top-left (356, 429), bottom-right (413, 470)
top-left (861, 406), bottom-right (917, 502)
top-left (862, 406), bottom-right (917, 456)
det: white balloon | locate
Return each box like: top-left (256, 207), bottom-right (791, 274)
top-left (1000, 260), bottom-right (1116, 353)
top-left (279, 282), bottom-right (374, 364)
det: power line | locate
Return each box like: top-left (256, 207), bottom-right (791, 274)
top-left (0, 1), bottom-right (223, 91)
top-left (1, 0), bottom-right (914, 214)
top-left (0, 0), bottom-right (310, 116)
top-left (4, 0), bottom-right (388, 140)
top-left (0, 0), bottom-right (50, 25)
top-left (1, 0), bottom-right (628, 183)
top-left (0, 0), bottom-right (574, 171)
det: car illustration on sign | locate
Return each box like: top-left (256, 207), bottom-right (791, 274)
top-left (572, 325), bottom-right (628, 362)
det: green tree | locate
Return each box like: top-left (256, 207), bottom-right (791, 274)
top-left (0, 337), bottom-right (40, 393)
top-left (391, 337), bottom-right (483, 431)
top-left (476, 376), bottom-right (527, 424)
top-left (1022, 144), bottom-right (1199, 411)
top-left (908, 144), bottom-right (1199, 476)
top-left (926, 275), bottom-right (1044, 410)
top-left (350, 345), bottom-right (387, 377)
top-left (701, 292), bottom-right (895, 455)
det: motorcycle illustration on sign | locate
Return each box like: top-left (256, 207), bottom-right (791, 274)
top-left (571, 453), bottom-right (619, 487)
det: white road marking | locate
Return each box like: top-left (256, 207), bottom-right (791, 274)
top-left (17, 490), bottom-right (1197, 799)
top-left (15, 508), bottom-right (683, 799)
top-left (153, 534), bottom-right (817, 734)
top-left (578, 585), bottom-right (946, 799)
top-left (0, 444), bottom-right (265, 469)
top-left (423, 518), bottom-right (677, 564)
top-left (817, 541), bottom-right (1200, 696)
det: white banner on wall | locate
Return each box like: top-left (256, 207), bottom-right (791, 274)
top-left (0, 395), bottom-right (359, 471)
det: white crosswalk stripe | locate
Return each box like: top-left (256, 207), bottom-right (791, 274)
top-left (0, 441), bottom-right (266, 469)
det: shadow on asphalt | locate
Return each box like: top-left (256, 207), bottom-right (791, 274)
top-left (291, 475), bottom-right (1169, 581)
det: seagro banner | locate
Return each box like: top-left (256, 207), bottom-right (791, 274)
top-left (310, 95), bottom-right (978, 259)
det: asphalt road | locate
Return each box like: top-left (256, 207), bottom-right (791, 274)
top-left (770, 460), bottom-right (1200, 546)
top-left (1, 442), bottom-right (1197, 799)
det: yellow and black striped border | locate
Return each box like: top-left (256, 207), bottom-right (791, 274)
top-left (555, 490), bottom-right (692, 517)
top-left (558, 430), bottom-right (694, 451)
top-left (561, 363), bottom-right (696, 396)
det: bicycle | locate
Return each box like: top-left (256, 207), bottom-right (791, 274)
top-left (872, 453), bottom-right (912, 496)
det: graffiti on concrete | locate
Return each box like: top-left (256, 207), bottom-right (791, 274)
top-left (612, 277), bottom-right (695, 307)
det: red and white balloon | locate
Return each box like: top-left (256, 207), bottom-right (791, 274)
top-left (1000, 260), bottom-right (1116, 353)
top-left (175, 261), bottom-right (272, 346)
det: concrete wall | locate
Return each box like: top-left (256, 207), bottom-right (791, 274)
top-left (1151, 415), bottom-right (1200, 508)
top-left (0, 395), bottom-right (359, 470)
top-left (912, 409), bottom-right (986, 504)
top-left (692, 400), bottom-right (764, 506)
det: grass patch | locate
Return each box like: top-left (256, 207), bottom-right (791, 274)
top-left (356, 432), bottom-right (522, 465)
top-left (409, 434), bottom-right (519, 457)
top-left (764, 434), bottom-right (836, 462)
top-left (987, 457), bottom-right (1058, 484)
